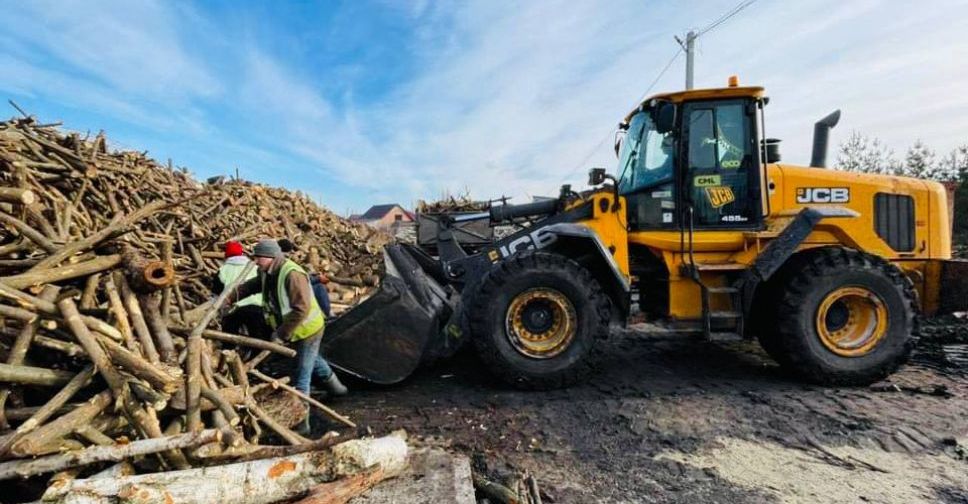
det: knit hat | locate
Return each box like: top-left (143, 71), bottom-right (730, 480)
top-left (252, 239), bottom-right (282, 258)
top-left (224, 240), bottom-right (244, 258)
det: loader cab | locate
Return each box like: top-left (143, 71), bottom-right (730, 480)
top-left (616, 87), bottom-right (766, 231)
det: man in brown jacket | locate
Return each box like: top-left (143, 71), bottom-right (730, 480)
top-left (228, 239), bottom-right (346, 431)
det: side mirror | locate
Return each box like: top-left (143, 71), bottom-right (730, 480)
top-left (655, 102), bottom-right (676, 134)
top-left (588, 167), bottom-right (607, 186)
top-left (613, 129), bottom-right (626, 157)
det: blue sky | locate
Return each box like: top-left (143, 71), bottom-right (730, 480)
top-left (3, 0), bottom-right (967, 214)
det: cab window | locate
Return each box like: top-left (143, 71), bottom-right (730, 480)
top-left (683, 101), bottom-right (757, 227)
top-left (618, 110), bottom-right (677, 229)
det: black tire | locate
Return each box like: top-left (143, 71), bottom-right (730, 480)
top-left (467, 252), bottom-right (610, 390)
top-left (751, 251), bottom-right (815, 360)
top-left (768, 247), bottom-right (918, 385)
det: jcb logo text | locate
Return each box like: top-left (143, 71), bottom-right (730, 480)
top-left (796, 187), bottom-right (849, 204)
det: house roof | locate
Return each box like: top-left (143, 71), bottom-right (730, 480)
top-left (361, 203), bottom-right (404, 220)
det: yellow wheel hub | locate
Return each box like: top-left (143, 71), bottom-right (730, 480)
top-left (815, 286), bottom-right (888, 357)
top-left (505, 288), bottom-right (577, 359)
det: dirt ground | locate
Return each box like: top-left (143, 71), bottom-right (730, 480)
top-left (328, 318), bottom-right (968, 504)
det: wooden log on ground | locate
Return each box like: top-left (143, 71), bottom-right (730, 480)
top-left (141, 293), bottom-right (177, 364)
top-left (187, 261), bottom-right (253, 432)
top-left (0, 211), bottom-right (57, 253)
top-left (160, 240), bottom-right (174, 321)
top-left (0, 429), bottom-right (219, 480)
top-left (0, 282), bottom-right (123, 341)
top-left (41, 432), bottom-right (408, 504)
top-left (0, 188), bottom-right (36, 205)
top-left (103, 274), bottom-right (137, 351)
top-left (0, 285), bottom-right (58, 429)
top-left (27, 199), bottom-right (170, 272)
top-left (246, 396), bottom-right (309, 446)
top-left (31, 334), bottom-right (85, 357)
top-left (10, 391), bottom-right (113, 457)
top-left (117, 273), bottom-right (160, 364)
top-left (171, 328), bottom-right (296, 357)
top-left (57, 298), bottom-right (125, 392)
top-left (0, 363), bottom-right (74, 386)
top-left (0, 254), bottom-right (122, 289)
top-left (292, 465), bottom-right (386, 504)
top-left (200, 385), bottom-right (240, 427)
top-left (2, 404), bottom-right (78, 422)
top-left (79, 272), bottom-right (100, 310)
top-left (98, 335), bottom-right (179, 393)
top-left (0, 365), bottom-right (94, 457)
top-left (123, 253), bottom-right (175, 294)
top-left (0, 303), bottom-right (39, 322)
top-left (74, 425), bottom-right (114, 446)
top-left (249, 369), bottom-right (356, 429)
top-left (199, 431), bottom-right (346, 464)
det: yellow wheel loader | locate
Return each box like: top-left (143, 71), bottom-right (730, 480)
top-left (322, 79), bottom-right (968, 389)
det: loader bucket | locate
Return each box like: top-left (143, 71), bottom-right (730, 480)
top-left (320, 244), bottom-right (456, 384)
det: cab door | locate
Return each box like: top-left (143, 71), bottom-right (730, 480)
top-left (680, 99), bottom-right (763, 229)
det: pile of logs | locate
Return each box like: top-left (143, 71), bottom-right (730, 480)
top-left (0, 112), bottom-right (399, 501)
top-left (0, 113), bottom-right (387, 312)
top-left (415, 193), bottom-right (489, 214)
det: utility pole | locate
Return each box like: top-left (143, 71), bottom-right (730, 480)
top-left (683, 30), bottom-right (697, 90)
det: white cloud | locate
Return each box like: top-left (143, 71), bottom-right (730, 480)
top-left (4, 0), bottom-right (968, 213)
top-left (256, 0), bottom-right (968, 206)
top-left (0, 0), bottom-right (219, 101)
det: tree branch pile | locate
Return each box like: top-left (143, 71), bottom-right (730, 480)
top-left (0, 113), bottom-right (392, 500)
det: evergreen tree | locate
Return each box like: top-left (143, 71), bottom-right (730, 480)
top-left (835, 131), bottom-right (895, 175)
top-left (836, 131), bottom-right (868, 173)
top-left (957, 144), bottom-right (968, 183)
top-left (902, 139), bottom-right (937, 179)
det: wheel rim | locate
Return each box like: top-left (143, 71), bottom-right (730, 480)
top-left (815, 286), bottom-right (888, 357)
top-left (505, 288), bottom-right (577, 359)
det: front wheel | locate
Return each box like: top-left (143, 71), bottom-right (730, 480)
top-left (769, 247), bottom-right (918, 385)
top-left (467, 252), bottom-right (611, 390)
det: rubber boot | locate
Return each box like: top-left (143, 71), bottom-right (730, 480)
top-left (322, 372), bottom-right (348, 397)
top-left (295, 405), bottom-right (312, 436)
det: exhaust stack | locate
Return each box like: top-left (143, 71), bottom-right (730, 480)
top-left (810, 110), bottom-right (841, 168)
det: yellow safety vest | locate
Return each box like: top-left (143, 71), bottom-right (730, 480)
top-left (262, 260), bottom-right (325, 342)
top-left (218, 259), bottom-right (262, 309)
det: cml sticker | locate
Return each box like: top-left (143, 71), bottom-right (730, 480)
top-left (693, 174), bottom-right (722, 187)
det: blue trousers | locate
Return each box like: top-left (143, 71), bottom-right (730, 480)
top-left (292, 332), bottom-right (333, 395)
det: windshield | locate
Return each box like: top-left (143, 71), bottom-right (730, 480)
top-left (617, 110), bottom-right (675, 194)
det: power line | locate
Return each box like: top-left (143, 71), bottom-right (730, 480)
top-left (561, 0), bottom-right (759, 182)
top-left (697, 0), bottom-right (759, 37)
top-left (560, 47), bottom-right (683, 182)
top-left (679, 0), bottom-right (760, 89)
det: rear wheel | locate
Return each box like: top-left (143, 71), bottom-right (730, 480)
top-left (467, 252), bottom-right (610, 389)
top-left (769, 247), bottom-right (917, 385)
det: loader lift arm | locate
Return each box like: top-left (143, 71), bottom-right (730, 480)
top-left (322, 189), bottom-right (631, 385)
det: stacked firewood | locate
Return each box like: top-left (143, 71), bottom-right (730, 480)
top-left (0, 113), bottom-right (397, 499)
top-left (415, 193), bottom-right (489, 214)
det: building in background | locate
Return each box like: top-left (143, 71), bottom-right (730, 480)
top-left (353, 203), bottom-right (416, 241)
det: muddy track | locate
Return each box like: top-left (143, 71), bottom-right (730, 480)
top-left (324, 320), bottom-right (968, 503)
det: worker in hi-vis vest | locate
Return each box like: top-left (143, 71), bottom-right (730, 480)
top-left (227, 239), bottom-right (347, 434)
top-left (213, 241), bottom-right (269, 339)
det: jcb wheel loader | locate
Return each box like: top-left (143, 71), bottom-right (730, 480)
top-left (322, 79), bottom-right (968, 389)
